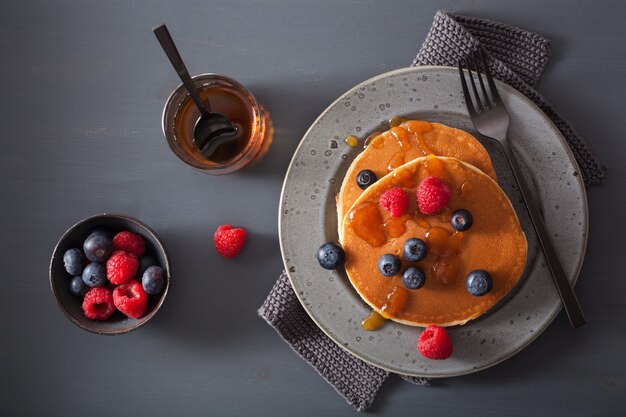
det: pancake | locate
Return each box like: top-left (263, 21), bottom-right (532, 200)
top-left (341, 156), bottom-right (527, 327)
top-left (337, 121), bottom-right (496, 241)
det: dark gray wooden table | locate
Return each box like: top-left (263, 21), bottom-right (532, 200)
top-left (2, 1), bottom-right (625, 416)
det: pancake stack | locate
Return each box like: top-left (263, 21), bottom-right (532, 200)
top-left (337, 120), bottom-right (527, 327)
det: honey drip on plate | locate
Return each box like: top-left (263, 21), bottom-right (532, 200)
top-left (344, 135), bottom-right (359, 147)
top-left (389, 115), bottom-right (404, 127)
top-left (459, 181), bottom-right (473, 198)
top-left (383, 217), bottom-right (406, 238)
top-left (380, 286), bottom-right (409, 317)
top-left (425, 227), bottom-right (464, 284)
top-left (361, 310), bottom-right (386, 331)
top-left (390, 127), bottom-right (411, 150)
top-left (387, 151), bottom-right (405, 172)
top-left (347, 203), bottom-right (386, 247)
top-left (364, 131), bottom-right (383, 148)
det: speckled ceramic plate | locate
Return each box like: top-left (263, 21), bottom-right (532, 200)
top-left (279, 66), bottom-right (587, 378)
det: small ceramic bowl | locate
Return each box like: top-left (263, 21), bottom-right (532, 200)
top-left (50, 214), bottom-right (171, 335)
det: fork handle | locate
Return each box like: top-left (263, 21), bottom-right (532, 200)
top-left (500, 141), bottom-right (586, 328)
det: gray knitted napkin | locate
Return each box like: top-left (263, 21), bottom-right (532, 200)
top-left (259, 10), bottom-right (605, 412)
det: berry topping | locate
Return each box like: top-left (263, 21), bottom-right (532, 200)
top-left (466, 269), bottom-right (493, 296)
top-left (356, 169), bottom-right (377, 190)
top-left (137, 255), bottom-right (157, 277)
top-left (402, 267), bottom-right (426, 289)
top-left (451, 209), bottom-right (473, 231)
top-left (316, 242), bottom-right (346, 270)
top-left (83, 233), bottom-right (113, 263)
top-left (82, 287), bottom-right (116, 320)
top-left (416, 176), bottom-right (451, 215)
top-left (214, 224), bottom-right (247, 259)
top-left (113, 231), bottom-right (146, 257)
top-left (380, 187), bottom-right (409, 218)
top-left (82, 262), bottom-right (107, 287)
top-left (113, 280), bottom-right (148, 319)
top-left (63, 248), bottom-right (85, 276)
top-left (378, 254), bottom-right (402, 277)
top-left (417, 324), bottom-right (453, 360)
top-left (142, 266), bottom-right (165, 295)
top-left (403, 238), bottom-right (428, 262)
top-left (106, 251), bottom-right (139, 285)
top-left (69, 275), bottom-right (89, 296)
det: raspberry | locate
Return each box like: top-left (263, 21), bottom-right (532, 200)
top-left (112, 231), bottom-right (146, 257)
top-left (417, 325), bottom-right (453, 360)
top-left (379, 187), bottom-right (409, 218)
top-left (417, 176), bottom-right (451, 215)
top-left (106, 251), bottom-right (139, 285)
top-left (113, 280), bottom-right (148, 319)
top-left (82, 287), bottom-right (116, 320)
top-left (214, 224), bottom-right (247, 258)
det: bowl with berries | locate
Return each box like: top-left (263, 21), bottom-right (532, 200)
top-left (49, 214), bottom-right (171, 335)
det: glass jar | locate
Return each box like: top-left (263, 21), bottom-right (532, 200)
top-left (162, 73), bottom-right (272, 174)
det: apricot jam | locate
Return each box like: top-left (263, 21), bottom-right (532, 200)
top-left (392, 166), bottom-right (419, 188)
top-left (361, 310), bottom-right (386, 331)
top-left (346, 203), bottom-right (386, 247)
top-left (425, 227), bottom-right (464, 255)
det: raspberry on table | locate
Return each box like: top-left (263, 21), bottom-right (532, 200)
top-left (417, 176), bottom-right (451, 215)
top-left (113, 280), bottom-right (148, 319)
top-left (113, 231), bottom-right (146, 257)
top-left (417, 324), bottom-right (453, 360)
top-left (82, 287), bottom-right (116, 320)
top-left (379, 187), bottom-right (409, 218)
top-left (106, 250), bottom-right (139, 285)
top-left (214, 224), bottom-right (247, 258)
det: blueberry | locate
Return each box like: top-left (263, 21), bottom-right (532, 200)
top-left (316, 242), bottom-right (345, 270)
top-left (63, 248), bottom-right (85, 276)
top-left (89, 228), bottom-right (113, 239)
top-left (356, 169), bottom-right (377, 190)
top-left (69, 275), bottom-right (89, 296)
top-left (138, 255), bottom-right (157, 277)
top-left (83, 233), bottom-right (113, 262)
top-left (403, 238), bottom-right (428, 262)
top-left (402, 267), bottom-right (426, 289)
top-left (82, 262), bottom-right (107, 287)
top-left (142, 265), bottom-right (165, 295)
top-left (451, 209), bottom-right (473, 231)
top-left (466, 269), bottom-right (493, 296)
top-left (378, 254), bottom-right (401, 277)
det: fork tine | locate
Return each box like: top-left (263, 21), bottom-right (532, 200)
top-left (478, 48), bottom-right (502, 104)
top-left (470, 53), bottom-right (490, 107)
top-left (458, 60), bottom-right (477, 117)
top-left (466, 56), bottom-right (484, 112)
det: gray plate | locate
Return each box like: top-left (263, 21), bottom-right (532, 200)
top-left (278, 66), bottom-right (587, 378)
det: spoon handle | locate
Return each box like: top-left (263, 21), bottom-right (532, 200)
top-left (153, 24), bottom-right (211, 115)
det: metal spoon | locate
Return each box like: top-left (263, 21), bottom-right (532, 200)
top-left (153, 24), bottom-right (237, 157)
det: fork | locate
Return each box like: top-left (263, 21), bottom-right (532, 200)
top-left (458, 49), bottom-right (586, 328)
